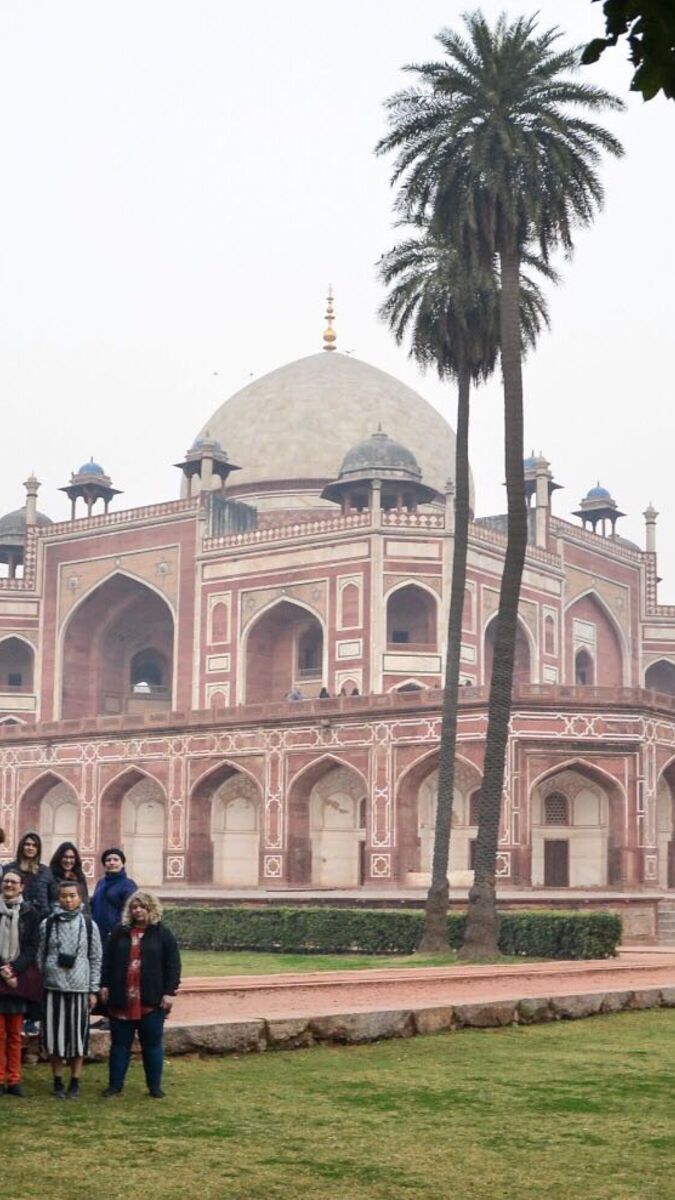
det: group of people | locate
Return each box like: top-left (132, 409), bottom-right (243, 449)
top-left (0, 828), bottom-right (181, 1101)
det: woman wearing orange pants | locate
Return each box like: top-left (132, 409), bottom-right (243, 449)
top-left (0, 869), bottom-right (40, 1096)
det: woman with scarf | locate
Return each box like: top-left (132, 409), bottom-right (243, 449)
top-left (5, 831), bottom-right (53, 920)
top-left (49, 842), bottom-right (90, 911)
top-left (0, 869), bottom-right (40, 1096)
top-left (39, 878), bottom-right (102, 1099)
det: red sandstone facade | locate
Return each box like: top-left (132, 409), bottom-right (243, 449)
top-left (0, 352), bottom-right (674, 908)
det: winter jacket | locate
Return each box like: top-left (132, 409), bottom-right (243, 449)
top-left (0, 902), bottom-right (40, 978)
top-left (90, 870), bottom-right (137, 941)
top-left (39, 908), bottom-right (102, 994)
top-left (102, 923), bottom-right (181, 1010)
top-left (4, 861), bottom-right (53, 920)
top-left (0, 902), bottom-right (40, 1014)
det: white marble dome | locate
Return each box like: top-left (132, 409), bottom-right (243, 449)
top-left (192, 352), bottom-right (462, 502)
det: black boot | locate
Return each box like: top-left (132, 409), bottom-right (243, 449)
top-left (53, 1076), bottom-right (66, 1099)
top-left (67, 1077), bottom-right (81, 1100)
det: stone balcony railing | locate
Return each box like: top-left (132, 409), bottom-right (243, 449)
top-left (34, 496), bottom-right (200, 540)
top-left (202, 510), bottom-right (372, 551)
top-left (2, 683), bottom-right (674, 743)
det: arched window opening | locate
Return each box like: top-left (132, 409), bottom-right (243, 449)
top-left (646, 660), bottom-right (675, 697)
top-left (485, 619), bottom-right (531, 685)
top-left (386, 585), bottom-right (436, 650)
top-left (397, 681), bottom-right (423, 692)
top-left (544, 792), bottom-right (570, 825)
top-left (0, 638), bottom-right (34, 694)
top-left (575, 649), bottom-right (594, 686)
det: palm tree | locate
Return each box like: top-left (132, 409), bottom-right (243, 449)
top-left (379, 232), bottom-right (554, 951)
top-left (377, 11), bottom-right (624, 956)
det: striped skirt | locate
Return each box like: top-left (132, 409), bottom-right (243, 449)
top-left (42, 990), bottom-right (90, 1059)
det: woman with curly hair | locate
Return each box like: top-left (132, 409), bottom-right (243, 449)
top-left (48, 842), bottom-right (90, 911)
top-left (99, 890), bottom-right (181, 1099)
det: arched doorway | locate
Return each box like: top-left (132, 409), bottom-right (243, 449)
top-left (99, 769), bottom-right (166, 886)
top-left (484, 617), bottom-right (531, 685)
top-left (646, 660), bottom-right (675, 697)
top-left (531, 765), bottom-right (624, 887)
top-left (244, 601), bottom-right (324, 703)
top-left (120, 777), bottom-right (166, 886)
top-left (60, 574), bottom-right (174, 719)
top-left (18, 773), bottom-right (78, 859)
top-left (396, 754), bottom-right (482, 886)
top-left (386, 585), bottom-right (437, 649)
top-left (287, 760), bottom-right (366, 887)
top-left (657, 762), bottom-right (675, 888)
top-left (188, 765), bottom-right (263, 884)
top-left (565, 593), bottom-right (624, 687)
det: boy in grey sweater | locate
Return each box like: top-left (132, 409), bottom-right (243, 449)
top-left (39, 880), bottom-right (102, 1099)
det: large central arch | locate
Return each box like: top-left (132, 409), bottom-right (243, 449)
top-left (59, 573), bottom-right (175, 719)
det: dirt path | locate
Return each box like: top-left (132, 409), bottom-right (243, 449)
top-left (170, 948), bottom-right (675, 1025)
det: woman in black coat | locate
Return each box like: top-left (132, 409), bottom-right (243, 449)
top-left (5, 831), bottom-right (53, 920)
top-left (99, 890), bottom-right (180, 1099)
top-left (48, 842), bottom-right (90, 911)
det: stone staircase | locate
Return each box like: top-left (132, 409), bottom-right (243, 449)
top-left (657, 900), bottom-right (675, 944)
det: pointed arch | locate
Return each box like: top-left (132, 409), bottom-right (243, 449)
top-left (98, 766), bottom-right (167, 869)
top-left (529, 758), bottom-right (626, 888)
top-left (18, 770), bottom-right (78, 837)
top-left (645, 659), bottom-right (675, 697)
top-left (286, 755), bottom-right (368, 886)
top-left (189, 758), bottom-right (265, 883)
top-left (0, 635), bottom-right (35, 695)
top-left (564, 588), bottom-right (628, 686)
top-left (483, 612), bottom-right (535, 685)
top-left (396, 750), bottom-right (482, 883)
top-left (385, 582), bottom-right (438, 649)
top-left (240, 597), bottom-right (327, 704)
top-left (57, 572), bottom-right (176, 720)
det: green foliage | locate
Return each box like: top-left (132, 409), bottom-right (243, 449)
top-left (583, 1), bottom-right (675, 101)
top-left (163, 905), bottom-right (621, 960)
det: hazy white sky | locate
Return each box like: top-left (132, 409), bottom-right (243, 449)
top-left (1, 2), bottom-right (673, 587)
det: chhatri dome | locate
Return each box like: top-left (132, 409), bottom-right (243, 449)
top-left (190, 297), bottom-right (462, 507)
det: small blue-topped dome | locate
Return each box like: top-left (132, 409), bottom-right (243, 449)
top-left (586, 483), bottom-right (611, 500)
top-left (523, 455), bottom-right (537, 470)
top-left (191, 435), bottom-right (223, 452)
top-left (77, 459), bottom-right (105, 476)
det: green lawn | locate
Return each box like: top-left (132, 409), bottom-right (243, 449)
top-left (180, 948), bottom-right (514, 975)
top-left (5, 1010), bottom-right (675, 1199)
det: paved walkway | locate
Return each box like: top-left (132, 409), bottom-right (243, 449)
top-left (170, 947), bottom-right (675, 1026)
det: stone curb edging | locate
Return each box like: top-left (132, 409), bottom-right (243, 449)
top-left (80, 986), bottom-right (675, 1061)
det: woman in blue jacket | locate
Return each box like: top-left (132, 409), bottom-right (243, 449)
top-left (90, 849), bottom-right (137, 942)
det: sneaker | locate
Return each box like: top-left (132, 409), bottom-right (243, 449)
top-left (101, 1086), bottom-right (123, 1098)
top-left (91, 1019), bottom-right (110, 1031)
top-left (148, 1088), bottom-right (166, 1099)
top-left (6, 1084), bottom-right (25, 1098)
top-left (53, 1078), bottom-right (66, 1100)
top-left (67, 1079), bottom-right (81, 1100)
top-left (23, 1019), bottom-right (38, 1036)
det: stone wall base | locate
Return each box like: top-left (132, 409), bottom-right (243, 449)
top-left (72, 986), bottom-right (675, 1061)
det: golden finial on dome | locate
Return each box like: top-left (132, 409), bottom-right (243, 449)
top-left (322, 286), bottom-right (337, 352)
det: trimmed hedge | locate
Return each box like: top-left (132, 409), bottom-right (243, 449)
top-left (163, 905), bottom-right (621, 960)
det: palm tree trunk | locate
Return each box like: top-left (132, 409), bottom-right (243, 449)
top-left (418, 363), bottom-right (471, 952)
top-left (459, 240), bottom-right (526, 960)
